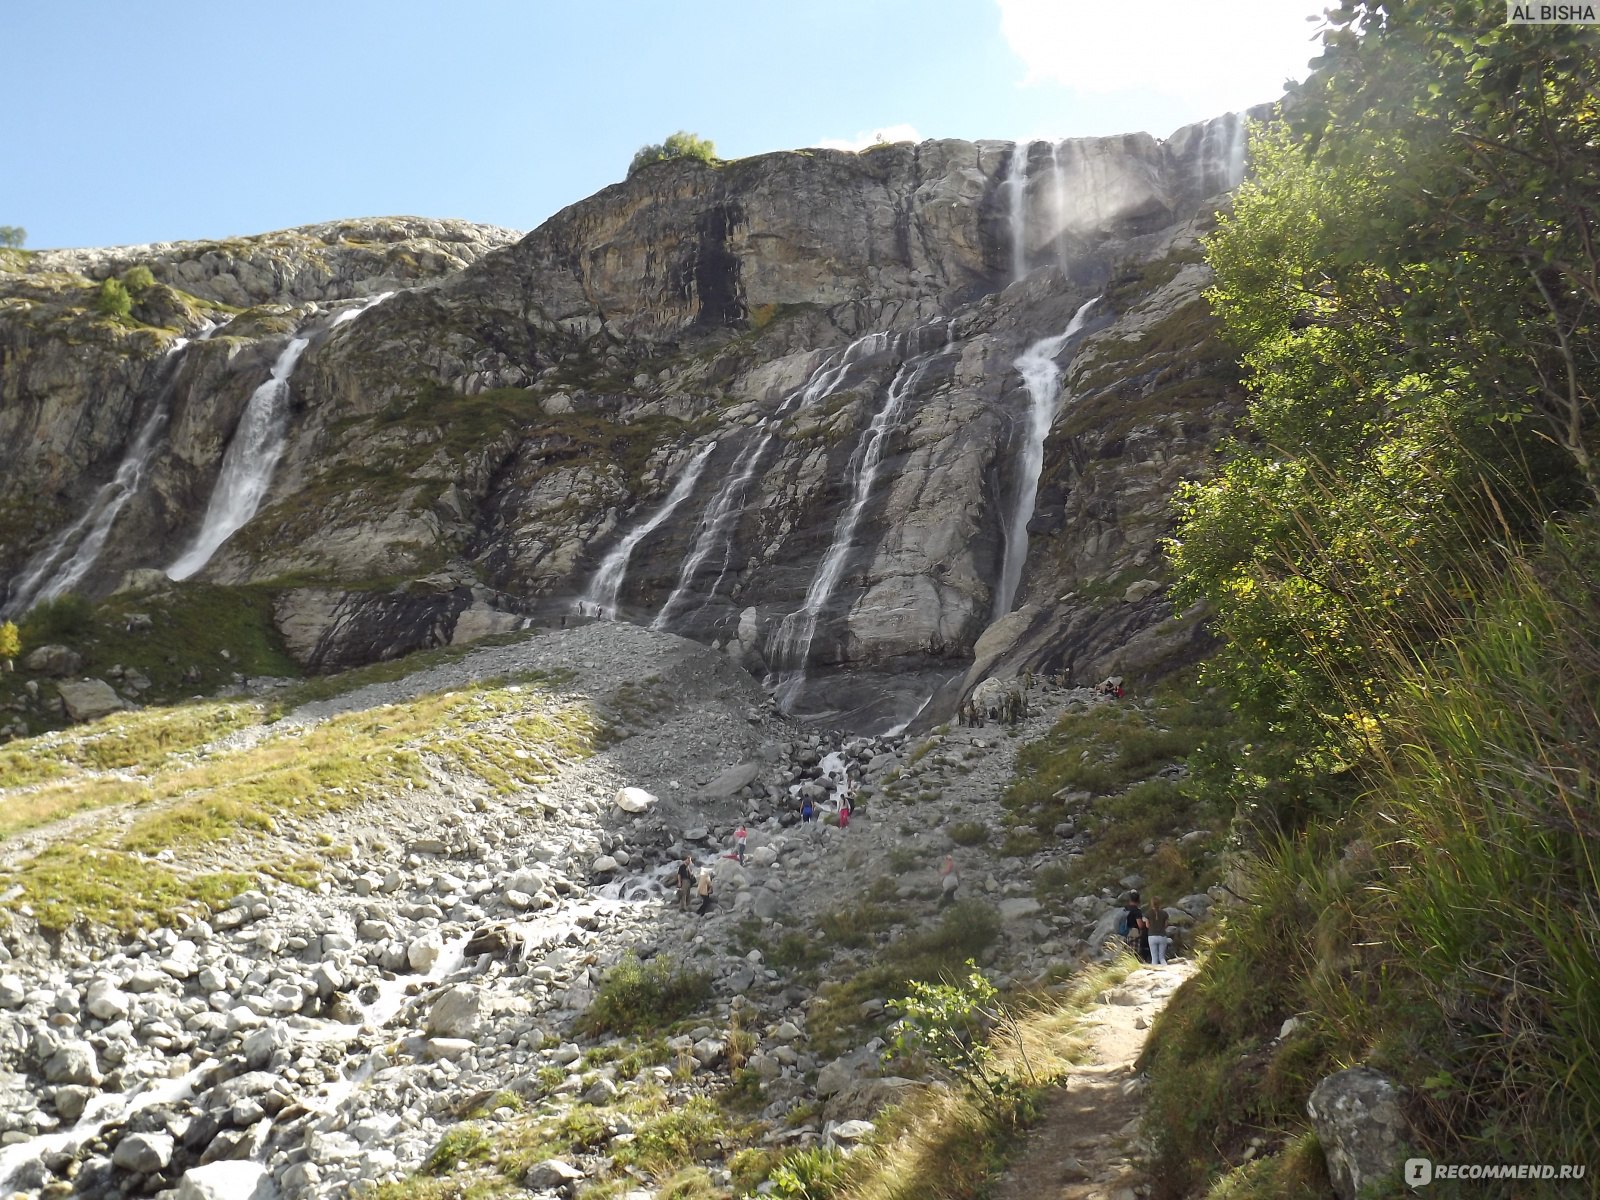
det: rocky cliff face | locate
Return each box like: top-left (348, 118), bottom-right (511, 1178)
top-left (0, 114), bottom-right (1256, 732)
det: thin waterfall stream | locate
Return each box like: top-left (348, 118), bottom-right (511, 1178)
top-left (766, 323), bottom-right (954, 711)
top-left (578, 439), bottom-right (719, 620)
top-left (167, 293), bottom-right (391, 582)
top-left (993, 296), bottom-right (1100, 619)
top-left (650, 330), bottom-right (896, 633)
top-left (3, 330), bottom-right (211, 617)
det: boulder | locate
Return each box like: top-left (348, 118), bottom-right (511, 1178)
top-left (526, 1158), bottom-right (585, 1191)
top-left (43, 1039), bottom-right (101, 1085)
top-left (1305, 1067), bottom-right (1409, 1200)
top-left (113, 1131), bottom-right (174, 1172)
top-left (56, 678), bottom-right (124, 722)
top-left (703, 762), bottom-right (762, 798)
top-left (176, 1160), bottom-right (271, 1199)
top-left (614, 786), bottom-right (657, 813)
top-left (22, 644), bottom-right (82, 676)
top-left (426, 985), bottom-right (484, 1039)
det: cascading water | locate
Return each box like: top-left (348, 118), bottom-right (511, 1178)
top-left (650, 330), bottom-right (896, 632)
top-left (766, 323), bottom-right (954, 711)
top-left (166, 293), bottom-right (391, 582)
top-left (1008, 140), bottom-right (1032, 283)
top-left (3, 332), bottom-right (208, 617)
top-left (578, 438), bottom-right (718, 620)
top-left (992, 295), bottom-right (1100, 619)
top-left (1049, 142), bottom-right (1071, 275)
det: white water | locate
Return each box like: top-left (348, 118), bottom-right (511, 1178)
top-left (650, 330), bottom-right (896, 632)
top-left (0, 1057), bottom-right (217, 1192)
top-left (1049, 142), bottom-right (1070, 275)
top-left (3, 334), bottom-right (203, 617)
top-left (167, 294), bottom-right (391, 581)
top-left (1008, 141), bottom-right (1032, 283)
top-left (993, 296), bottom-right (1100, 619)
top-left (578, 439), bottom-right (718, 620)
top-left (767, 324), bottom-right (953, 711)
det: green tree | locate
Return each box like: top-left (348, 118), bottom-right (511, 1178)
top-left (0, 226), bottom-right (23, 248)
top-left (120, 264), bottom-right (156, 292)
top-left (1168, 4), bottom-right (1598, 837)
top-left (0, 621), bottom-right (19, 671)
top-left (628, 130), bottom-right (718, 177)
top-left (95, 277), bottom-right (132, 319)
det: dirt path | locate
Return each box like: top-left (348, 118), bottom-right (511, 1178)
top-left (994, 960), bottom-right (1195, 1200)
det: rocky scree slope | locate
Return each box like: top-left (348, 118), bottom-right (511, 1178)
top-left (0, 118), bottom-right (1252, 732)
top-left (0, 623), bottom-right (1220, 1200)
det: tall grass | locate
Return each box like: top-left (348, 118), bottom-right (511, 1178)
top-left (1147, 512), bottom-right (1600, 1195)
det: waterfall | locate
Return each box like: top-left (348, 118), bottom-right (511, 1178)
top-left (1008, 141), bottom-right (1032, 283)
top-left (993, 295), bottom-right (1100, 619)
top-left (767, 323), bottom-right (953, 711)
top-left (3, 333), bottom-right (206, 618)
top-left (166, 293), bottom-right (390, 582)
top-left (578, 438), bottom-right (718, 620)
top-left (650, 330), bottom-right (895, 632)
top-left (1049, 142), bottom-right (1070, 276)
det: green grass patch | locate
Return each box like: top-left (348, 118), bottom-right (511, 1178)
top-left (0, 675), bottom-right (599, 931)
top-left (574, 952), bottom-right (713, 1038)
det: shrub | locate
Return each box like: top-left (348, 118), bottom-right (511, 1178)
top-left (421, 1122), bottom-right (491, 1174)
top-left (24, 595), bottom-right (93, 641)
top-left (95, 277), bottom-right (132, 319)
top-left (947, 821), bottom-right (988, 846)
top-left (0, 621), bottom-right (19, 670)
top-left (0, 226), bottom-right (24, 248)
top-left (574, 952), bottom-right (711, 1036)
top-left (629, 131), bottom-right (718, 176)
top-left (768, 1146), bottom-right (853, 1199)
top-left (120, 264), bottom-right (156, 292)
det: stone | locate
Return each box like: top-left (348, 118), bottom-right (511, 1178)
top-left (998, 897), bottom-right (1042, 921)
top-left (581, 1076), bottom-right (618, 1105)
top-left (614, 787), bottom-right (657, 813)
top-left (0, 975), bottom-right (23, 1007)
top-left (703, 762), bottom-right (762, 798)
top-left (423, 1037), bottom-right (476, 1062)
top-left (407, 933), bottom-right (445, 972)
top-left (55, 679), bottom-right (124, 722)
top-left (1305, 1067), bottom-right (1409, 1200)
top-left (525, 1158), bottom-right (585, 1190)
top-left (1123, 578), bottom-right (1163, 603)
top-left (112, 1131), bottom-right (174, 1172)
top-left (426, 985), bottom-right (484, 1039)
top-left (176, 1162), bottom-right (271, 1200)
top-left (52, 1085), bottom-right (92, 1122)
top-left (827, 1119), bottom-right (875, 1144)
top-left (43, 1040), bottom-right (100, 1086)
top-left (22, 645), bottom-right (82, 676)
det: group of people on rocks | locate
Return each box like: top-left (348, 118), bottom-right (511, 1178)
top-left (1120, 890), bottom-right (1174, 964)
top-left (674, 769), bottom-right (859, 917)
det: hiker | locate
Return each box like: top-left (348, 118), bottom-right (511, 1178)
top-left (675, 855), bottom-right (695, 912)
top-left (1121, 890), bottom-right (1149, 961)
top-left (939, 854), bottom-right (960, 908)
top-left (801, 795), bottom-right (816, 830)
top-left (696, 868), bottom-right (715, 915)
top-left (734, 824), bottom-right (748, 866)
top-left (1146, 896), bottom-right (1171, 965)
top-left (837, 800), bottom-right (850, 831)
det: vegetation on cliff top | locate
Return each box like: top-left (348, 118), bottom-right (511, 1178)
top-left (629, 131), bottom-right (719, 177)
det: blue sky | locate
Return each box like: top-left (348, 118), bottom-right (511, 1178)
top-left (5, 1), bottom-right (1326, 250)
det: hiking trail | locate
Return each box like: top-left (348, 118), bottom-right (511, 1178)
top-left (995, 960), bottom-right (1195, 1200)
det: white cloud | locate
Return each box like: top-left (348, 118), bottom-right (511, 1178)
top-left (815, 124), bottom-right (923, 152)
top-left (995, 0), bottom-right (1324, 114)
